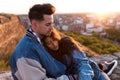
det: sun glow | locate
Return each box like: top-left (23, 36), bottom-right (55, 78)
top-left (87, 0), bottom-right (120, 13)
top-left (54, 0), bottom-right (120, 14)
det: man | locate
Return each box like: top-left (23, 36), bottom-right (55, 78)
top-left (10, 3), bottom-right (75, 80)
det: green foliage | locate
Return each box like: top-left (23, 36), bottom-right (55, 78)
top-left (88, 45), bottom-right (102, 54)
top-left (60, 30), bottom-right (120, 54)
top-left (106, 28), bottom-right (120, 43)
top-left (92, 32), bottom-right (100, 38)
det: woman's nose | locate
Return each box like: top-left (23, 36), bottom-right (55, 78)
top-left (53, 42), bottom-right (58, 48)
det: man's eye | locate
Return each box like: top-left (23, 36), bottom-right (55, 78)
top-left (46, 24), bottom-right (50, 26)
top-left (46, 23), bottom-right (54, 27)
top-left (46, 23), bottom-right (51, 26)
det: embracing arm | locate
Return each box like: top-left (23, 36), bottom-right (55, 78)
top-left (15, 57), bottom-right (74, 80)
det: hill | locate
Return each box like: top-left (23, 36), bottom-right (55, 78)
top-left (0, 13), bottom-right (26, 70)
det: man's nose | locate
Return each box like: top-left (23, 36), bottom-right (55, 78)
top-left (50, 23), bottom-right (54, 30)
top-left (49, 26), bottom-right (54, 32)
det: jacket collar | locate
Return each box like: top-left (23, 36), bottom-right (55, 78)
top-left (26, 28), bottom-right (41, 44)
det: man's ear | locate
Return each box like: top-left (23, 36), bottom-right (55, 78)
top-left (31, 19), bottom-right (37, 27)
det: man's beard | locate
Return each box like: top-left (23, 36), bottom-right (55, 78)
top-left (45, 30), bottom-right (52, 37)
top-left (39, 30), bottom-right (52, 39)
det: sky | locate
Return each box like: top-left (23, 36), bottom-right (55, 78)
top-left (0, 0), bottom-right (120, 14)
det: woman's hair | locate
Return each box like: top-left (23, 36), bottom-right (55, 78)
top-left (58, 37), bottom-right (82, 56)
top-left (50, 28), bottom-right (61, 41)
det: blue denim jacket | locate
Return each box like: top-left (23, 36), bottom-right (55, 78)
top-left (10, 29), bottom-right (70, 80)
top-left (61, 50), bottom-right (94, 80)
top-left (61, 50), bottom-right (109, 80)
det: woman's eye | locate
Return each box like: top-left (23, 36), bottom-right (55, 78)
top-left (46, 42), bottom-right (51, 45)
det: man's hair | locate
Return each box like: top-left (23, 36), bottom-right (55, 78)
top-left (28, 3), bottom-right (56, 22)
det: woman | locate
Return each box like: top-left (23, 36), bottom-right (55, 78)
top-left (42, 29), bottom-right (111, 80)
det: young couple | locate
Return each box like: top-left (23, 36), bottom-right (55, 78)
top-left (10, 3), bottom-right (117, 80)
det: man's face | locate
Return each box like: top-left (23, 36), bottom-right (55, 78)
top-left (35, 15), bottom-right (54, 37)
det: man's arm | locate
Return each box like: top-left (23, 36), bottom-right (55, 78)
top-left (16, 57), bottom-right (74, 80)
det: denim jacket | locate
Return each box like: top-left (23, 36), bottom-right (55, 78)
top-left (60, 49), bottom-right (110, 80)
top-left (61, 50), bottom-right (94, 80)
top-left (10, 29), bottom-right (74, 80)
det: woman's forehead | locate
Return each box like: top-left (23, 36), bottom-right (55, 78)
top-left (46, 36), bottom-right (59, 41)
top-left (45, 37), bottom-right (52, 41)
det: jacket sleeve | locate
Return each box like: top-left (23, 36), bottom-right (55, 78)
top-left (72, 50), bottom-right (94, 80)
top-left (15, 57), bottom-right (73, 80)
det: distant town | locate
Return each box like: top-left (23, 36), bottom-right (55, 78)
top-left (18, 12), bottom-right (120, 36)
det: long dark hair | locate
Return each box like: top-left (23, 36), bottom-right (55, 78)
top-left (58, 37), bottom-right (82, 56)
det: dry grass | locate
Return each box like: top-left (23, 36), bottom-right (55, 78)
top-left (0, 13), bottom-right (26, 70)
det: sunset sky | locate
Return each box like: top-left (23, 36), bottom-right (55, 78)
top-left (0, 0), bottom-right (120, 14)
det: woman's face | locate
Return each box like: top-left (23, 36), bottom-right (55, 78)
top-left (44, 37), bottom-right (59, 51)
